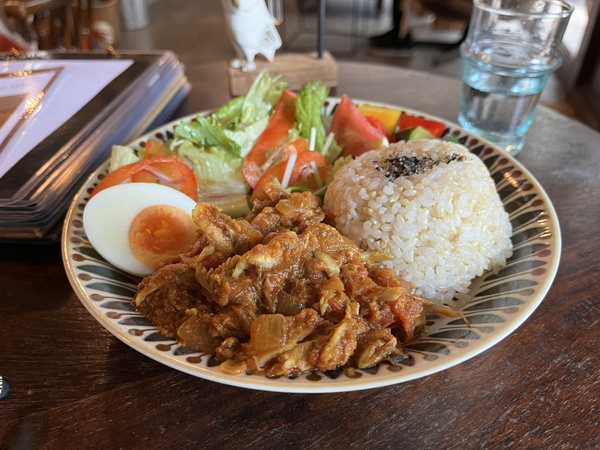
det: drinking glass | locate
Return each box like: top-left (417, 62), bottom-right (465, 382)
top-left (458, 0), bottom-right (573, 156)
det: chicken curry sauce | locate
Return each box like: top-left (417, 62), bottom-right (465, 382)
top-left (133, 184), bottom-right (462, 378)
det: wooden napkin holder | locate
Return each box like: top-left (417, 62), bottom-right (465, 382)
top-left (227, 51), bottom-right (338, 96)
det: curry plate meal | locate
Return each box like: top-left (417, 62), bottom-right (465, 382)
top-left (81, 72), bottom-right (513, 378)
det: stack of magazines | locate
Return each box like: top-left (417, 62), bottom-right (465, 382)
top-left (0, 50), bottom-right (190, 241)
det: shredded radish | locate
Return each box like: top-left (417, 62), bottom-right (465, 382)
top-left (260, 144), bottom-right (286, 172)
top-left (309, 160), bottom-right (323, 188)
top-left (139, 166), bottom-right (182, 184)
top-left (321, 132), bottom-right (334, 155)
top-left (309, 127), bottom-right (316, 151)
top-left (281, 151), bottom-right (297, 189)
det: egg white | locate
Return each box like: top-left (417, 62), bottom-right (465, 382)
top-left (83, 183), bottom-right (197, 277)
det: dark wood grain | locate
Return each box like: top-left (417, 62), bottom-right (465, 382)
top-left (1, 61), bottom-right (598, 450)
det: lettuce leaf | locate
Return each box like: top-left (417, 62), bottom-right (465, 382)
top-left (174, 115), bottom-right (241, 157)
top-left (295, 79), bottom-right (329, 151)
top-left (109, 145), bottom-right (142, 172)
top-left (211, 95), bottom-right (244, 130)
top-left (240, 70), bottom-right (287, 126)
top-left (175, 70), bottom-right (286, 160)
top-left (177, 141), bottom-right (241, 182)
top-left (224, 116), bottom-right (269, 158)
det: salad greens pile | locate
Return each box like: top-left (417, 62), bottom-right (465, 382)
top-left (109, 71), bottom-right (340, 201)
top-left (103, 69), bottom-right (457, 218)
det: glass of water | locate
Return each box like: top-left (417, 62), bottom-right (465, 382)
top-left (458, 0), bottom-right (573, 156)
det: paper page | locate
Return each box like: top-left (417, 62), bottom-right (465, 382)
top-left (0, 59), bottom-right (133, 179)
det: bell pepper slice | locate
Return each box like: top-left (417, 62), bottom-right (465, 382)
top-left (398, 113), bottom-right (446, 138)
top-left (358, 103), bottom-right (402, 135)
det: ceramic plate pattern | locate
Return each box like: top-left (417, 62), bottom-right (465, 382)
top-left (62, 99), bottom-right (561, 393)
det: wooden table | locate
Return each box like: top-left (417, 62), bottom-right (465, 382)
top-left (1, 61), bottom-right (598, 449)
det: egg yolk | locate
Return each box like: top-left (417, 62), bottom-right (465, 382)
top-left (128, 204), bottom-right (198, 270)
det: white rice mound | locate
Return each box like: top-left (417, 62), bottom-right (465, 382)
top-left (324, 139), bottom-right (513, 304)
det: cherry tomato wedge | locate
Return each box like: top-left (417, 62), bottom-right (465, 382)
top-left (251, 150), bottom-right (331, 202)
top-left (330, 95), bottom-right (387, 157)
top-left (243, 89), bottom-right (298, 188)
top-left (90, 156), bottom-right (198, 201)
top-left (398, 113), bottom-right (446, 138)
top-left (365, 116), bottom-right (395, 143)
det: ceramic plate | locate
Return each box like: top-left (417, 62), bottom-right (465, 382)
top-left (62, 99), bottom-right (561, 393)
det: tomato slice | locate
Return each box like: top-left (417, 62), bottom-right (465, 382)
top-left (267, 136), bottom-right (311, 167)
top-left (398, 113), bottom-right (446, 138)
top-left (90, 156), bottom-right (198, 201)
top-left (243, 89), bottom-right (298, 188)
top-left (251, 150), bottom-right (331, 201)
top-left (365, 116), bottom-right (395, 143)
top-left (330, 95), bottom-right (387, 157)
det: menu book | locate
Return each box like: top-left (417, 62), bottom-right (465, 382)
top-left (0, 50), bottom-right (190, 241)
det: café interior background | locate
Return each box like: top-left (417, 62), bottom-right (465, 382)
top-left (3, 0), bottom-right (598, 129)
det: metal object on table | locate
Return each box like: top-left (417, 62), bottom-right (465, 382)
top-left (318, 0), bottom-right (325, 58)
top-left (0, 375), bottom-right (11, 400)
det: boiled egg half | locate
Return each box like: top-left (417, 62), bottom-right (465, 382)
top-left (83, 183), bottom-right (199, 277)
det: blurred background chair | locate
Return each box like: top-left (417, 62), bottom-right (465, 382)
top-left (289, 0), bottom-right (388, 55)
top-left (3, 0), bottom-right (96, 50)
top-left (406, 0), bottom-right (472, 64)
